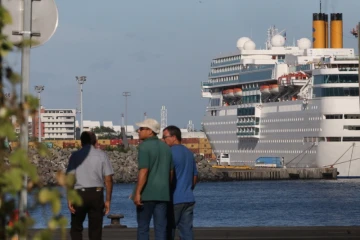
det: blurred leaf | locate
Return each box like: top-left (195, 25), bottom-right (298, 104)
top-left (56, 171), bottom-right (66, 186)
top-left (9, 149), bottom-right (27, 166)
top-left (67, 189), bottom-right (83, 206)
top-left (38, 188), bottom-right (51, 204)
top-left (0, 7), bottom-right (13, 25)
top-left (47, 219), bottom-right (57, 230)
top-left (36, 142), bottom-right (49, 157)
top-left (6, 67), bottom-right (21, 84)
top-left (0, 121), bottom-right (16, 139)
top-left (51, 198), bottom-right (61, 215)
top-left (66, 174), bottom-right (76, 188)
top-left (0, 168), bottom-right (24, 193)
top-left (32, 229), bottom-right (52, 240)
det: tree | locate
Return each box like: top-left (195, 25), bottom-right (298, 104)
top-left (0, 7), bottom-right (81, 240)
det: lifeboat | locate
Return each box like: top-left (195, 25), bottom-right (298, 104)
top-left (260, 85), bottom-right (270, 94)
top-left (233, 88), bottom-right (242, 97)
top-left (269, 84), bottom-right (279, 94)
top-left (222, 89), bottom-right (234, 98)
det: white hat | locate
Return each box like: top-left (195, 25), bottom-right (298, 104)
top-left (136, 118), bottom-right (160, 134)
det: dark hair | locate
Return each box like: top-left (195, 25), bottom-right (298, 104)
top-left (163, 125), bottom-right (181, 141)
top-left (80, 131), bottom-right (95, 146)
top-left (89, 132), bottom-right (97, 145)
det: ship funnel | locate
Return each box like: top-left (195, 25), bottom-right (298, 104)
top-left (330, 13), bottom-right (343, 48)
top-left (325, 14), bottom-right (329, 48)
top-left (312, 13), bottom-right (326, 48)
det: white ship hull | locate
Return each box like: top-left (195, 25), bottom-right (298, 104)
top-left (203, 97), bottom-right (360, 177)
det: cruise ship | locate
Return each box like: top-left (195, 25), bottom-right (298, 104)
top-left (201, 12), bottom-right (360, 177)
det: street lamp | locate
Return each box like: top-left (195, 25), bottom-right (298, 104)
top-left (34, 86), bottom-right (44, 142)
top-left (122, 91), bottom-right (131, 133)
top-left (76, 76), bottom-right (86, 134)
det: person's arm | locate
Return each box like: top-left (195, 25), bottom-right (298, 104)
top-left (134, 146), bottom-right (149, 206)
top-left (66, 154), bottom-right (76, 214)
top-left (192, 157), bottom-right (198, 190)
top-left (103, 153), bottom-right (114, 215)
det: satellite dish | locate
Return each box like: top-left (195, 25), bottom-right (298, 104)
top-left (2, 0), bottom-right (59, 48)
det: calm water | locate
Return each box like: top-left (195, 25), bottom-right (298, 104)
top-left (28, 180), bottom-right (360, 228)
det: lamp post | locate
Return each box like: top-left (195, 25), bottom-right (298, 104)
top-left (122, 92), bottom-right (131, 133)
top-left (76, 76), bottom-right (86, 134)
top-left (34, 85), bottom-right (44, 142)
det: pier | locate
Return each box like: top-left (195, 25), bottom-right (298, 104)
top-left (28, 226), bottom-right (360, 239)
top-left (213, 167), bottom-right (338, 180)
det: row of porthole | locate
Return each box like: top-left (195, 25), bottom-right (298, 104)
top-left (207, 131), bottom-right (237, 134)
top-left (262, 118), bottom-right (305, 123)
top-left (213, 150), bottom-right (317, 154)
top-left (204, 121), bottom-right (237, 125)
top-left (262, 128), bottom-right (322, 133)
top-left (210, 140), bottom-right (303, 144)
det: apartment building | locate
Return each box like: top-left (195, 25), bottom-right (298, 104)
top-left (33, 108), bottom-right (76, 140)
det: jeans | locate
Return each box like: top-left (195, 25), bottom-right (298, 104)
top-left (136, 201), bottom-right (168, 240)
top-left (70, 189), bottom-right (104, 240)
top-left (171, 202), bottom-right (195, 240)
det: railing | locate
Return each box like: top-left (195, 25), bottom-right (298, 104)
top-left (202, 79), bottom-right (240, 87)
top-left (211, 59), bottom-right (240, 67)
top-left (296, 65), bottom-right (311, 71)
top-left (209, 70), bottom-right (240, 77)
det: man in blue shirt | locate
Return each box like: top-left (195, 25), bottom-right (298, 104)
top-left (163, 125), bottom-right (198, 240)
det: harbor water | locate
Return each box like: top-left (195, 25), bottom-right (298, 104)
top-left (29, 180), bottom-right (360, 229)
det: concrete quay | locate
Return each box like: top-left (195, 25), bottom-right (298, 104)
top-left (28, 226), bottom-right (360, 239)
top-left (214, 167), bottom-right (338, 180)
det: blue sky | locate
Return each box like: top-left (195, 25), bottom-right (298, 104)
top-left (7, 0), bottom-right (360, 129)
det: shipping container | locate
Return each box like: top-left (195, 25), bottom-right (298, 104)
top-left (199, 143), bottom-right (211, 149)
top-left (184, 143), bottom-right (199, 149)
top-left (255, 157), bottom-right (283, 168)
top-left (110, 139), bottom-right (121, 145)
top-left (199, 148), bottom-right (212, 154)
top-left (189, 148), bottom-right (199, 154)
top-left (63, 142), bottom-right (76, 148)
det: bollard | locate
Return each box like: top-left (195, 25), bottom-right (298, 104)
top-left (104, 214), bottom-right (127, 228)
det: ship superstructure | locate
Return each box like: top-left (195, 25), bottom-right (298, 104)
top-left (201, 12), bottom-right (360, 177)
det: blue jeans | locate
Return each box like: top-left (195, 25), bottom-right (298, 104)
top-left (136, 201), bottom-right (168, 240)
top-left (171, 202), bottom-right (195, 240)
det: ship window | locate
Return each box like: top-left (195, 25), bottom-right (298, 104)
top-left (326, 137), bottom-right (341, 142)
top-left (344, 114), bottom-right (360, 119)
top-left (344, 125), bottom-right (360, 130)
top-left (343, 137), bottom-right (360, 142)
top-left (325, 114), bottom-right (342, 119)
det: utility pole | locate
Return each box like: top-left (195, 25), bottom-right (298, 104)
top-left (122, 92), bottom-right (131, 133)
top-left (19, 0), bottom-right (32, 229)
top-left (76, 76), bottom-right (86, 134)
top-left (34, 86), bottom-right (44, 142)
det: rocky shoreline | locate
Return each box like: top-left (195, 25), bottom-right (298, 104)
top-left (28, 146), bottom-right (223, 185)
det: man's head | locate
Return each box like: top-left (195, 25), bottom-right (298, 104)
top-left (162, 125), bottom-right (181, 147)
top-left (89, 132), bottom-right (97, 146)
top-left (136, 118), bottom-right (160, 140)
top-left (80, 131), bottom-right (96, 147)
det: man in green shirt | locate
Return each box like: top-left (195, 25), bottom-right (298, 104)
top-left (133, 118), bottom-right (173, 240)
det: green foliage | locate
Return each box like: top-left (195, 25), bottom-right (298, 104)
top-left (0, 6), bottom-right (81, 240)
top-left (104, 145), bottom-right (130, 153)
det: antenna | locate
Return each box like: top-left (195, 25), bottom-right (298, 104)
top-left (320, 0), bottom-right (322, 13)
top-left (160, 106), bottom-right (167, 130)
top-left (187, 120), bottom-right (195, 132)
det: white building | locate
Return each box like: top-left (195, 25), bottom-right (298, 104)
top-left (41, 109), bottom-right (76, 140)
